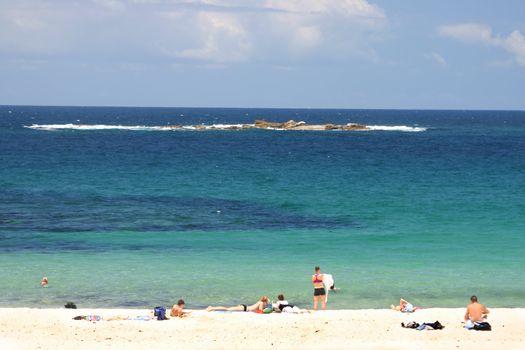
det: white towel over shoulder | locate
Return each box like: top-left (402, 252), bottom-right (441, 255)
top-left (323, 274), bottom-right (334, 302)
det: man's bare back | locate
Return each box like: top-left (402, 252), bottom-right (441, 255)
top-left (465, 298), bottom-right (489, 322)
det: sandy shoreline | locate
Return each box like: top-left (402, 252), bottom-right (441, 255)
top-left (1, 307), bottom-right (524, 349)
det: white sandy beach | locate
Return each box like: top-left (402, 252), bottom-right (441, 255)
top-left (0, 307), bottom-right (523, 350)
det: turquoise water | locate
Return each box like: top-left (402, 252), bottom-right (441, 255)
top-left (1, 106), bottom-right (524, 309)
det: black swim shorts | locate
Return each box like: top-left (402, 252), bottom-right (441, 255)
top-left (314, 288), bottom-right (326, 296)
top-left (241, 304), bottom-right (247, 311)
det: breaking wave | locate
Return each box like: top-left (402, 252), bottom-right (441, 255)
top-left (366, 125), bottom-right (427, 132)
top-left (25, 124), bottom-right (166, 131)
top-left (25, 123), bottom-right (427, 132)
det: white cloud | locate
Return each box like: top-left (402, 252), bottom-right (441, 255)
top-left (0, 0), bottom-right (387, 64)
top-left (437, 23), bottom-right (525, 66)
top-left (424, 52), bottom-right (446, 66)
top-left (293, 25), bottom-right (322, 48)
top-left (437, 23), bottom-right (495, 45)
top-left (503, 30), bottom-right (525, 66)
top-left (168, 12), bottom-right (252, 62)
top-left (264, 0), bottom-right (385, 19)
top-left (91, 0), bottom-right (126, 10)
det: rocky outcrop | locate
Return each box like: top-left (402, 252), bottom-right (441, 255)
top-left (161, 120), bottom-right (369, 131)
top-left (254, 120), bottom-right (367, 131)
top-left (342, 123), bottom-right (368, 131)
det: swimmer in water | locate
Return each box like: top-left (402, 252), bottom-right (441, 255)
top-left (41, 277), bottom-right (48, 287)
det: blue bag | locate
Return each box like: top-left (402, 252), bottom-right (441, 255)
top-left (154, 306), bottom-right (167, 320)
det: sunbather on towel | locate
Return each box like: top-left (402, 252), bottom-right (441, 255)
top-left (207, 296), bottom-right (269, 312)
top-left (391, 298), bottom-right (418, 313)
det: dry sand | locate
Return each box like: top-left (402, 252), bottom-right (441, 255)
top-left (0, 307), bottom-right (523, 349)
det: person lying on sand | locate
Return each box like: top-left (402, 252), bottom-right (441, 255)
top-left (171, 299), bottom-right (189, 318)
top-left (207, 296), bottom-right (269, 312)
top-left (464, 295), bottom-right (489, 328)
top-left (391, 298), bottom-right (418, 313)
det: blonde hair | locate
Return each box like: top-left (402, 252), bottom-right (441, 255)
top-left (261, 296), bottom-right (269, 303)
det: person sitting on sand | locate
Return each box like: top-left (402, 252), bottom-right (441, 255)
top-left (464, 295), bottom-right (489, 328)
top-left (274, 294), bottom-right (296, 312)
top-left (273, 294), bottom-right (308, 313)
top-left (207, 296), bottom-right (269, 312)
top-left (171, 299), bottom-right (189, 318)
top-left (312, 266), bottom-right (326, 310)
top-left (391, 298), bottom-right (418, 313)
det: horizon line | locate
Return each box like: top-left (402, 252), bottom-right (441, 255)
top-left (1, 104), bottom-right (524, 113)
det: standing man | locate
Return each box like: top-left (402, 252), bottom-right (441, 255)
top-left (464, 295), bottom-right (490, 328)
top-left (312, 266), bottom-right (326, 310)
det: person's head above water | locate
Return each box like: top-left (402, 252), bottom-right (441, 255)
top-left (470, 295), bottom-right (478, 303)
top-left (277, 294), bottom-right (285, 301)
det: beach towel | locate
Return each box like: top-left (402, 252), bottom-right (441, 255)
top-left (415, 321), bottom-right (444, 331)
top-left (323, 274), bottom-right (334, 302)
top-left (465, 320), bottom-right (491, 331)
top-left (402, 303), bottom-right (415, 313)
top-left (73, 315), bottom-right (102, 321)
top-left (130, 315), bottom-right (152, 321)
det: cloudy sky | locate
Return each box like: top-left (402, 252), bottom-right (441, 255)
top-left (0, 0), bottom-right (524, 109)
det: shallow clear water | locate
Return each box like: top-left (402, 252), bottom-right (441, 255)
top-left (1, 106), bottom-right (524, 309)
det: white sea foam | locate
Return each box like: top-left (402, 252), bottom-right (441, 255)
top-left (196, 124), bottom-right (247, 130)
top-left (25, 123), bottom-right (251, 131)
top-left (25, 123), bottom-right (427, 132)
top-left (365, 125), bottom-right (427, 132)
top-left (25, 124), bottom-right (166, 131)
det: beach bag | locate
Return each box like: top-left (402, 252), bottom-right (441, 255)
top-left (473, 322), bottom-right (491, 331)
top-left (154, 306), bottom-right (167, 320)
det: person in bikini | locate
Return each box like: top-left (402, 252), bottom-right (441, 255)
top-left (390, 298), bottom-right (418, 313)
top-left (312, 266), bottom-right (326, 310)
top-left (207, 296), bottom-right (269, 312)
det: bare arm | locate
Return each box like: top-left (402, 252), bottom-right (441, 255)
top-left (464, 307), bottom-right (470, 321)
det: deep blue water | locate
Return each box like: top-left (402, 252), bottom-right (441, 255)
top-left (1, 106), bottom-right (524, 309)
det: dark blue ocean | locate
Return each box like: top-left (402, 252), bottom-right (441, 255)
top-left (1, 106), bottom-right (524, 309)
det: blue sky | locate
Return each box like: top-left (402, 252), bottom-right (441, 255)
top-left (0, 0), bottom-right (524, 109)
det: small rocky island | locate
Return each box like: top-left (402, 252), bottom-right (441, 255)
top-left (161, 120), bottom-right (369, 131)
